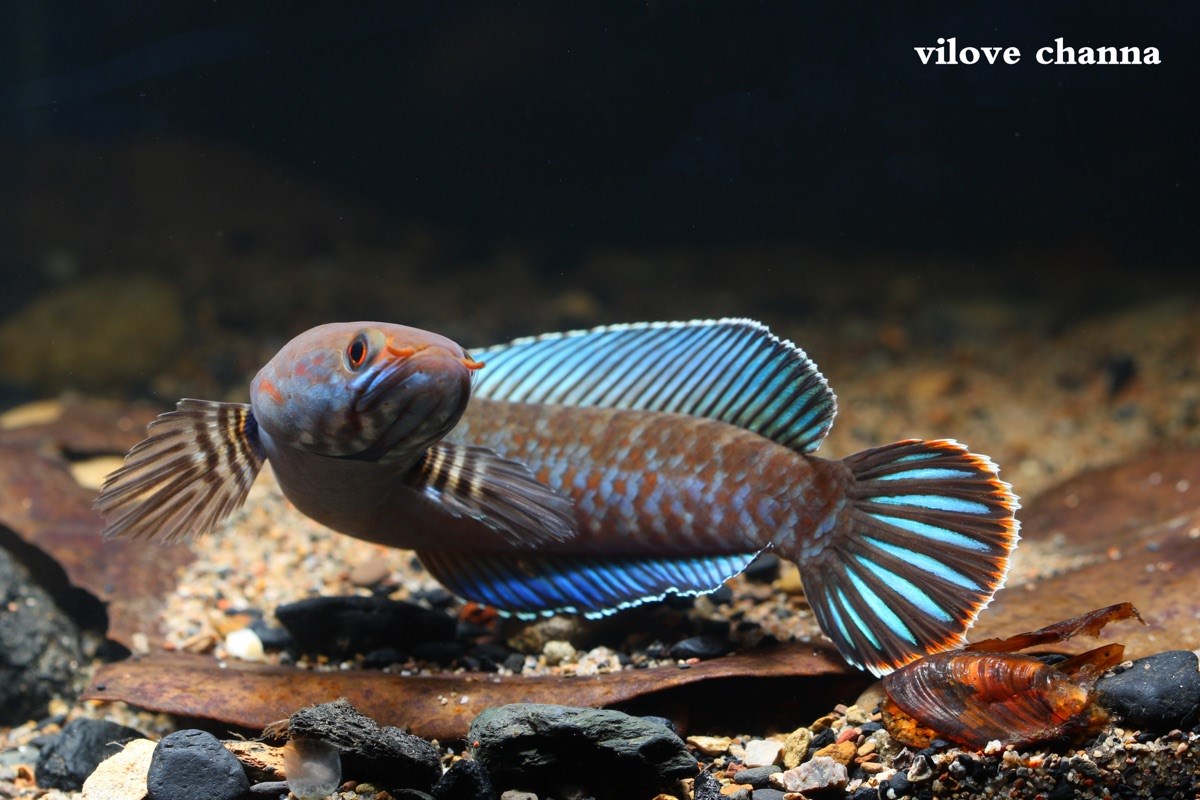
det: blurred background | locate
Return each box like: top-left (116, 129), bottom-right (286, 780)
top-left (0, 1), bottom-right (1195, 421)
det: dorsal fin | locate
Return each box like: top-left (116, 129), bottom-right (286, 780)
top-left (471, 318), bottom-right (837, 453)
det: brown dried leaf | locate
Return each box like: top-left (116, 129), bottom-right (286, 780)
top-left (85, 645), bottom-right (858, 741)
top-left (0, 399), bottom-right (191, 646)
top-left (972, 448), bottom-right (1200, 658)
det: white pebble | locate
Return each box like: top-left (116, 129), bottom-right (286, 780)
top-left (742, 738), bottom-right (784, 767)
top-left (224, 628), bottom-right (265, 662)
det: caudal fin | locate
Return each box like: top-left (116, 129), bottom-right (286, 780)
top-left (796, 439), bottom-right (1019, 676)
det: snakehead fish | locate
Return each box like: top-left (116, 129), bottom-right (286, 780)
top-left (96, 319), bottom-right (1019, 675)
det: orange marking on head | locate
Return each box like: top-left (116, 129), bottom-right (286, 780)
top-left (386, 344), bottom-right (419, 359)
top-left (259, 378), bottom-right (284, 404)
top-left (459, 356), bottom-right (484, 371)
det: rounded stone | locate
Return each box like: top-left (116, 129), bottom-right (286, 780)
top-left (147, 729), bottom-right (249, 800)
top-left (1095, 650), bottom-right (1200, 731)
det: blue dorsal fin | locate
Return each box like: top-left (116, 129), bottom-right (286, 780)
top-left (416, 548), bottom-right (761, 619)
top-left (471, 319), bottom-right (837, 453)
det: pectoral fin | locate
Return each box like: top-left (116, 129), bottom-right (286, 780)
top-left (95, 399), bottom-right (266, 543)
top-left (409, 442), bottom-right (577, 548)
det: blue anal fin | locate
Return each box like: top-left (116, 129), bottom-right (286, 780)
top-left (415, 549), bottom-right (761, 618)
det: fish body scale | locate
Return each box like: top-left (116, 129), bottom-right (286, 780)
top-left (450, 398), bottom-right (847, 557)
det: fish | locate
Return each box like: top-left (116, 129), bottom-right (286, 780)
top-left (96, 319), bottom-right (1020, 676)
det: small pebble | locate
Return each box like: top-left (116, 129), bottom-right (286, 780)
top-left (224, 628), bottom-right (266, 662)
top-left (687, 736), bottom-right (733, 757)
top-left (80, 739), bottom-right (156, 800)
top-left (147, 729), bottom-right (250, 800)
top-left (669, 634), bottom-right (734, 660)
top-left (1095, 650), bottom-right (1200, 731)
top-left (499, 791), bottom-right (538, 800)
top-left (781, 727), bottom-right (812, 769)
top-left (733, 764), bottom-right (781, 788)
top-left (542, 639), bottom-right (576, 666)
top-left (740, 739), bottom-right (783, 768)
top-left (770, 756), bottom-right (848, 793)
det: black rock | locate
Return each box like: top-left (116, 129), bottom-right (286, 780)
top-left (693, 770), bottom-right (723, 800)
top-left (34, 718), bottom-right (144, 790)
top-left (147, 729), bottom-right (249, 800)
top-left (431, 757), bottom-right (498, 800)
top-left (275, 595), bottom-right (456, 657)
top-left (392, 791), bottom-right (436, 800)
top-left (736, 765), bottom-right (782, 788)
top-left (411, 640), bottom-right (466, 665)
top-left (669, 634), bottom-right (734, 661)
top-left (1095, 650), bottom-right (1200, 731)
top-left (287, 699), bottom-right (441, 791)
top-left (362, 647), bottom-right (407, 669)
top-left (502, 653), bottom-right (527, 672)
top-left (468, 703), bottom-right (698, 799)
top-left (707, 585), bottom-right (735, 606)
top-left (247, 617), bottom-right (293, 651)
top-left (0, 547), bottom-right (84, 725)
top-left (885, 774), bottom-right (912, 798)
top-left (742, 553), bottom-right (781, 583)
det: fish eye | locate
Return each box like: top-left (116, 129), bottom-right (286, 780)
top-left (346, 335), bottom-right (370, 370)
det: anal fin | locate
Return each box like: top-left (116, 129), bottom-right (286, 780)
top-left (416, 548), bottom-right (761, 618)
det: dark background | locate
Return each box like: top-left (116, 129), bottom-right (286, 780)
top-left (0, 1), bottom-right (1195, 403)
top-left (2, 1), bottom-right (1194, 259)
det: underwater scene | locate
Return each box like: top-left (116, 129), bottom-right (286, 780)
top-left (0, 3), bottom-right (1197, 799)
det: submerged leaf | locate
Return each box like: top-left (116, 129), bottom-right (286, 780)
top-left (882, 604), bottom-right (1142, 749)
top-left (85, 645), bottom-right (858, 741)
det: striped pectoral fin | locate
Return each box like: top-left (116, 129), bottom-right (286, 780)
top-left (800, 439), bottom-right (1020, 677)
top-left (416, 548), bottom-right (761, 618)
top-left (410, 442), bottom-right (578, 548)
top-left (94, 399), bottom-right (266, 543)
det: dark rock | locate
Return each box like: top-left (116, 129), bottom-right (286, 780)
top-left (640, 715), bottom-right (679, 736)
top-left (707, 585), bottom-right (735, 606)
top-left (147, 729), bottom-right (250, 800)
top-left (411, 641), bottom-right (466, 665)
top-left (431, 757), bottom-right (498, 800)
top-left (502, 653), bottom-right (527, 672)
top-left (886, 774), bottom-right (912, 798)
top-left (1096, 650), bottom-right (1200, 731)
top-left (809, 727), bottom-right (835, 750)
top-left (275, 595), bottom-right (455, 657)
top-left (392, 791), bottom-right (436, 800)
top-left (247, 617), bottom-right (293, 651)
top-left (34, 718), bottom-right (144, 790)
top-left (0, 547), bottom-right (84, 725)
top-left (468, 703), bottom-right (697, 798)
top-left (362, 647), bottom-right (407, 669)
top-left (735, 764), bottom-right (782, 788)
top-left (287, 699), bottom-right (440, 791)
top-left (693, 770), bottom-right (723, 800)
top-left (742, 553), bottom-right (781, 583)
top-left (669, 634), bottom-right (734, 661)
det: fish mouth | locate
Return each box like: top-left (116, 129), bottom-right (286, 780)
top-left (349, 346), bottom-right (474, 462)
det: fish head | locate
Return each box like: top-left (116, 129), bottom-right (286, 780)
top-left (250, 322), bottom-right (482, 463)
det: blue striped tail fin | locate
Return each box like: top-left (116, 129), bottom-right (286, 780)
top-left (794, 439), bottom-right (1020, 677)
top-left (415, 549), bottom-right (762, 619)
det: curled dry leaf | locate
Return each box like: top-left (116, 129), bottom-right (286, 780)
top-left (0, 399), bottom-right (191, 645)
top-left (881, 603), bottom-right (1143, 749)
